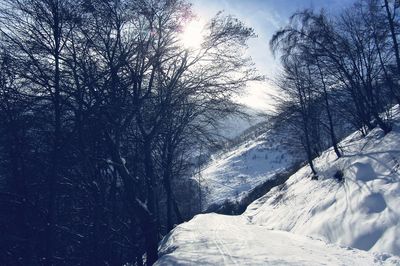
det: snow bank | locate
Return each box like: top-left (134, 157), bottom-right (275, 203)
top-left (246, 109), bottom-right (400, 256)
top-left (156, 214), bottom-right (400, 265)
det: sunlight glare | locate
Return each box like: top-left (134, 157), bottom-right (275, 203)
top-left (181, 19), bottom-right (205, 49)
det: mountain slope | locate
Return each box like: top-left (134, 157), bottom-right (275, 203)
top-left (157, 106), bottom-right (400, 265)
top-left (246, 123), bottom-right (400, 255)
top-left (201, 128), bottom-right (303, 209)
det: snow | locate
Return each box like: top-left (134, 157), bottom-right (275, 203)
top-left (201, 129), bottom-right (302, 209)
top-left (156, 214), bottom-right (400, 265)
top-left (246, 121), bottom-right (400, 256)
top-left (157, 106), bottom-right (400, 265)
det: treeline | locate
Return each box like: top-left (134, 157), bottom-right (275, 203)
top-left (0, 0), bottom-right (259, 265)
top-left (271, 0), bottom-right (399, 176)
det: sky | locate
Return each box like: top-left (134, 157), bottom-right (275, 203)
top-left (189, 0), bottom-right (355, 111)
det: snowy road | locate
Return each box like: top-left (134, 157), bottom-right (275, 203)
top-left (157, 118), bottom-right (400, 265)
top-left (156, 214), bottom-right (400, 265)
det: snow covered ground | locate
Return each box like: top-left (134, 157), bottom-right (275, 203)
top-left (157, 106), bottom-right (400, 265)
top-left (156, 214), bottom-right (400, 265)
top-left (246, 123), bottom-right (400, 256)
top-left (201, 129), bottom-right (303, 209)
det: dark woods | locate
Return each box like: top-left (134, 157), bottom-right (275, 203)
top-left (271, 0), bottom-right (400, 176)
top-left (0, 0), bottom-right (258, 265)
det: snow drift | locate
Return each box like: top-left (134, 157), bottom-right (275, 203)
top-left (246, 122), bottom-right (400, 256)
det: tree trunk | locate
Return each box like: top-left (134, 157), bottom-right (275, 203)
top-left (106, 134), bottom-right (159, 265)
top-left (317, 63), bottom-right (341, 158)
top-left (7, 119), bottom-right (32, 264)
top-left (143, 138), bottom-right (159, 265)
top-left (165, 174), bottom-right (173, 231)
top-left (304, 126), bottom-right (318, 176)
top-left (384, 0), bottom-right (400, 77)
top-left (46, 3), bottom-right (62, 264)
top-left (164, 170), bottom-right (183, 231)
top-left (372, 110), bottom-right (391, 134)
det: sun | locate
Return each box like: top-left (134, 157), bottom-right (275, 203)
top-left (180, 18), bottom-right (205, 49)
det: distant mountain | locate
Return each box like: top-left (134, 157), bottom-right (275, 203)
top-left (200, 124), bottom-right (304, 210)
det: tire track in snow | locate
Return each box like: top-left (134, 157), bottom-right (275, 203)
top-left (212, 217), bottom-right (238, 265)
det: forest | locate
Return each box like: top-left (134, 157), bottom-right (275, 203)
top-left (271, 0), bottom-right (400, 178)
top-left (0, 0), bottom-right (259, 265)
top-left (0, 0), bottom-right (400, 265)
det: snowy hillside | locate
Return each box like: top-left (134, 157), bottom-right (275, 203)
top-left (200, 128), bottom-right (303, 209)
top-left (246, 119), bottom-right (400, 256)
top-left (157, 106), bottom-right (400, 265)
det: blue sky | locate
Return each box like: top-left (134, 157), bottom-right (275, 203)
top-left (190, 0), bottom-right (355, 110)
